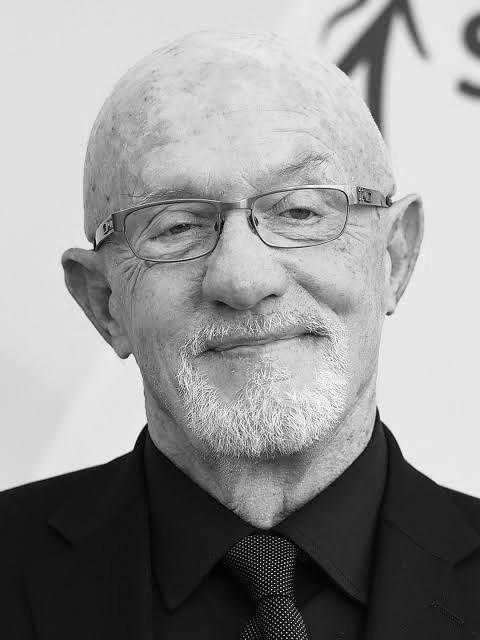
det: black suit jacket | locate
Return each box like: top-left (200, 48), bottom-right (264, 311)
top-left (2, 424), bottom-right (480, 639)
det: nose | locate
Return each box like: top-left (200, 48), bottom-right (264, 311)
top-left (201, 208), bottom-right (289, 310)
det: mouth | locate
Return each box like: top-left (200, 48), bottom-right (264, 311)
top-left (206, 332), bottom-right (312, 354)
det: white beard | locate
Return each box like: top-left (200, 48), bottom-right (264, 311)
top-left (175, 329), bottom-right (350, 461)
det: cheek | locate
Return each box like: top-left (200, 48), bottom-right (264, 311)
top-left (336, 242), bottom-right (387, 371)
top-left (291, 239), bottom-right (385, 318)
top-left (289, 239), bottom-right (386, 380)
top-left (125, 265), bottom-right (201, 366)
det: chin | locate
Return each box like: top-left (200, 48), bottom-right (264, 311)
top-left (175, 352), bottom-right (352, 460)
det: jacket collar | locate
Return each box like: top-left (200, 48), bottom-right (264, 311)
top-left (380, 426), bottom-right (479, 564)
top-left (47, 427), bottom-right (148, 545)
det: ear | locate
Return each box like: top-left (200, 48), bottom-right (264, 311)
top-left (384, 194), bottom-right (424, 315)
top-left (61, 248), bottom-right (132, 358)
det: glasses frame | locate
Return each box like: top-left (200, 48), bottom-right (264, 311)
top-left (93, 185), bottom-right (392, 263)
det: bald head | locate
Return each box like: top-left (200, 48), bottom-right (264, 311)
top-left (83, 30), bottom-right (394, 241)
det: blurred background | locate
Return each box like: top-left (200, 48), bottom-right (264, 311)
top-left (1, 0), bottom-right (479, 492)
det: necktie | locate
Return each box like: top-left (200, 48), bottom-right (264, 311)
top-left (223, 533), bottom-right (310, 640)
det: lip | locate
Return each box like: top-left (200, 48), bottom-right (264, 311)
top-left (208, 332), bottom-right (307, 353)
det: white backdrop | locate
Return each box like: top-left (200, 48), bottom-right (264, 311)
top-left (1, 0), bottom-right (479, 493)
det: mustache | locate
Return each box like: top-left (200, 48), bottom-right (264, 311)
top-left (179, 310), bottom-right (339, 356)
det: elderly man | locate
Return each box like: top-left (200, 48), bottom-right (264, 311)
top-left (2, 30), bottom-right (480, 640)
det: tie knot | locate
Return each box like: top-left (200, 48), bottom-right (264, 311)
top-left (223, 534), bottom-right (298, 602)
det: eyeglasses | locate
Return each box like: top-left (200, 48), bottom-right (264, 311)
top-left (93, 185), bottom-right (392, 263)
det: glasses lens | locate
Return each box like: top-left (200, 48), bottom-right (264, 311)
top-left (252, 188), bottom-right (348, 247)
top-left (124, 202), bottom-right (219, 261)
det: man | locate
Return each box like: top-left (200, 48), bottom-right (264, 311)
top-left (1, 30), bottom-right (479, 640)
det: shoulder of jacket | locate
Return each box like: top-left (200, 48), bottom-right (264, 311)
top-left (0, 453), bottom-right (131, 556)
top-left (442, 485), bottom-right (480, 533)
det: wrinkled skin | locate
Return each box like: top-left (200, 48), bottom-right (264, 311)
top-left (63, 31), bottom-right (423, 528)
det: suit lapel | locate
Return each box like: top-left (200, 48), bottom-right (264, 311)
top-left (365, 427), bottom-right (480, 639)
top-left (25, 428), bottom-right (153, 640)
top-left (365, 519), bottom-right (458, 639)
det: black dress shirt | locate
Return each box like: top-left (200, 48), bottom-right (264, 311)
top-left (143, 415), bottom-right (387, 639)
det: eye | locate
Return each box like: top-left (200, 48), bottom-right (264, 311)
top-left (145, 217), bottom-right (209, 242)
top-left (154, 222), bottom-right (195, 237)
top-left (281, 207), bottom-right (317, 221)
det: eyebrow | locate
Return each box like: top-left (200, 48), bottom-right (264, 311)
top-left (129, 150), bottom-right (336, 203)
top-left (273, 150), bottom-right (334, 179)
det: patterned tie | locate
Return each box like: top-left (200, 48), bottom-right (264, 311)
top-left (223, 533), bottom-right (310, 640)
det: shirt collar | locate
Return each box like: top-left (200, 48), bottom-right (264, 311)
top-left (275, 414), bottom-right (387, 603)
top-left (144, 412), bottom-right (387, 610)
top-left (144, 436), bottom-right (255, 610)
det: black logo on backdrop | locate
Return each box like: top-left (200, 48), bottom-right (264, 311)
top-left (321, 2), bottom-right (480, 134)
top-left (459, 14), bottom-right (480, 99)
top-left (321, 0), bottom-right (427, 133)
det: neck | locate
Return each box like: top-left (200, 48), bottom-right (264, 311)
top-left (146, 379), bottom-right (377, 529)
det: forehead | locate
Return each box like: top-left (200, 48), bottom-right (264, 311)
top-left (117, 49), bottom-right (354, 171)
top-left (139, 108), bottom-right (348, 199)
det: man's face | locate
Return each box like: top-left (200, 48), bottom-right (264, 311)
top-left (104, 99), bottom-right (390, 460)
